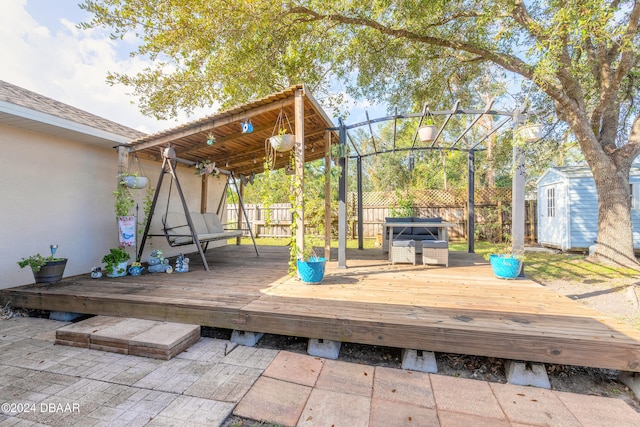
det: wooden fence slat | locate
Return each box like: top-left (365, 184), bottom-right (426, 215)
top-left (227, 188), bottom-right (537, 242)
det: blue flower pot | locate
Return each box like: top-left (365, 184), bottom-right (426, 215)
top-left (297, 257), bottom-right (327, 284)
top-left (490, 255), bottom-right (522, 279)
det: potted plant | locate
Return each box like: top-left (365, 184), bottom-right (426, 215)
top-left (268, 109), bottom-right (295, 152)
top-left (297, 254), bottom-right (327, 284)
top-left (102, 247), bottom-right (131, 277)
top-left (489, 240), bottom-right (523, 279)
top-left (17, 245), bottom-right (67, 284)
top-left (418, 116), bottom-right (438, 143)
top-left (269, 129), bottom-right (295, 152)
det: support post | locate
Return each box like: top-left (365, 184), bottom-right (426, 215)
top-left (467, 149), bottom-right (475, 253)
top-left (117, 145), bottom-right (129, 177)
top-left (357, 156), bottom-right (364, 250)
top-left (337, 118), bottom-right (348, 268)
top-left (324, 131), bottom-right (332, 260)
top-left (236, 178), bottom-right (244, 246)
top-left (512, 113), bottom-right (526, 260)
top-left (294, 89), bottom-right (305, 259)
top-left (200, 174), bottom-right (208, 213)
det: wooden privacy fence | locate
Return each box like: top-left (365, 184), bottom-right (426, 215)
top-left (227, 188), bottom-right (538, 243)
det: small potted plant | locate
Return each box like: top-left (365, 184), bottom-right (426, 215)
top-left (293, 236), bottom-right (327, 285)
top-left (489, 239), bottom-right (523, 279)
top-left (102, 247), bottom-right (131, 277)
top-left (17, 244), bottom-right (67, 284)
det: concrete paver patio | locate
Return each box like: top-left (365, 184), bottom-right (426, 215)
top-left (1, 317), bottom-right (638, 426)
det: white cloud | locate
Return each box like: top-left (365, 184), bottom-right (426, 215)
top-left (0, 1), bottom-right (198, 134)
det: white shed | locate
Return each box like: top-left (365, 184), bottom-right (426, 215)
top-left (537, 165), bottom-right (640, 251)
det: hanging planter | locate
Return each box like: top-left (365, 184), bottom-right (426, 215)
top-left (269, 134), bottom-right (295, 152)
top-left (120, 154), bottom-right (149, 189)
top-left (417, 109), bottom-right (438, 143)
top-left (517, 123), bottom-right (543, 142)
top-left (121, 175), bottom-right (149, 189)
top-left (267, 108), bottom-right (295, 153)
top-left (418, 124), bottom-right (438, 143)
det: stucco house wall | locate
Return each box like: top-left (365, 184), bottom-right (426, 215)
top-left (0, 81), bottom-right (225, 289)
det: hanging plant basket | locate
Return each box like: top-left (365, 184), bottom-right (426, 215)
top-left (121, 175), bottom-right (149, 189)
top-left (269, 134), bottom-right (295, 152)
top-left (120, 153), bottom-right (149, 189)
top-left (418, 125), bottom-right (438, 143)
top-left (517, 124), bottom-right (544, 142)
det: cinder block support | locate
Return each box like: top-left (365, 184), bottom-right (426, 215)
top-left (307, 338), bottom-right (341, 359)
top-left (230, 330), bottom-right (264, 347)
top-left (505, 361), bottom-right (551, 389)
top-left (619, 371), bottom-right (640, 397)
top-left (401, 349), bottom-right (438, 373)
top-left (49, 311), bottom-right (84, 322)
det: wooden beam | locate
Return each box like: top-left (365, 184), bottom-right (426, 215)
top-left (324, 130), bottom-right (332, 260)
top-left (295, 89), bottom-right (305, 259)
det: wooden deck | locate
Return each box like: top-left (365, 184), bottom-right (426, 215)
top-left (2, 245), bottom-right (639, 372)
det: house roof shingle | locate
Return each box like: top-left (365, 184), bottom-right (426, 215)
top-left (0, 80), bottom-right (145, 141)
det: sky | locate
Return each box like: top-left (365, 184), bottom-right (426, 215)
top-left (0, 0), bottom-right (381, 135)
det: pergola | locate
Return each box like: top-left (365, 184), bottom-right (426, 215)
top-left (121, 85), bottom-right (339, 269)
top-left (330, 100), bottom-right (532, 268)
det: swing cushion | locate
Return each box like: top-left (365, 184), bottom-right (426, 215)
top-left (163, 212), bottom-right (242, 246)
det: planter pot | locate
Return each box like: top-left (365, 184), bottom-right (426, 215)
top-left (107, 261), bottom-right (129, 278)
top-left (33, 259), bottom-right (67, 284)
top-left (297, 257), bottom-right (327, 284)
top-left (490, 254), bottom-right (522, 279)
top-left (122, 175), bottom-right (149, 189)
top-left (269, 134), bottom-right (295, 152)
top-left (418, 125), bottom-right (438, 143)
top-left (517, 124), bottom-right (543, 142)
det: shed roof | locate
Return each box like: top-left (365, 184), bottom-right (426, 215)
top-left (537, 165), bottom-right (640, 184)
top-left (128, 84), bottom-right (337, 177)
top-left (0, 80), bottom-right (145, 145)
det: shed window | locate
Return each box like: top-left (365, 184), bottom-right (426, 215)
top-left (547, 187), bottom-right (555, 217)
top-left (632, 184), bottom-right (640, 210)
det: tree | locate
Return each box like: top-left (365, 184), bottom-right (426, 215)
top-left (81, 1), bottom-right (640, 267)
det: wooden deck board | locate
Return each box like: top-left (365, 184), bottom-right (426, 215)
top-left (1, 245), bottom-right (639, 372)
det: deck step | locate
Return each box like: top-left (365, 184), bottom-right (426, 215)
top-left (55, 315), bottom-right (200, 360)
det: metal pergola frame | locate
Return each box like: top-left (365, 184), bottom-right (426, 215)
top-left (328, 101), bottom-right (529, 268)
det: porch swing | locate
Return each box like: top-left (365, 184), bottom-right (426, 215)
top-left (137, 147), bottom-right (259, 271)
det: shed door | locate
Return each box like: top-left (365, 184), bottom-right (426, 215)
top-left (538, 184), bottom-right (565, 247)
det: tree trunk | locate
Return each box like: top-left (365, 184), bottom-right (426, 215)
top-left (591, 161), bottom-right (638, 268)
